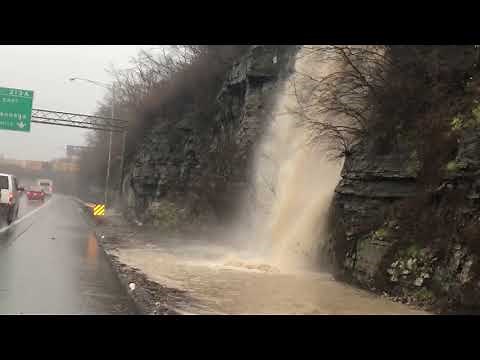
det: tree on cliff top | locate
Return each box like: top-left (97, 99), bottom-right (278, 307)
top-left (77, 45), bottom-right (250, 195)
top-left (293, 45), bottom-right (480, 176)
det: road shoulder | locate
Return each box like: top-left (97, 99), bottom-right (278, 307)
top-left (76, 199), bottom-right (428, 315)
top-left (77, 202), bottom-right (185, 315)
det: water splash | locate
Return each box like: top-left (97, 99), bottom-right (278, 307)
top-left (250, 46), bottom-right (343, 271)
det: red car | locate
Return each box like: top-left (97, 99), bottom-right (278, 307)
top-left (26, 186), bottom-right (46, 201)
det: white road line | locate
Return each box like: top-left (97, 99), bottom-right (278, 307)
top-left (0, 198), bottom-right (55, 233)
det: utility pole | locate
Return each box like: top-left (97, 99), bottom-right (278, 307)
top-left (119, 130), bottom-right (127, 197)
top-left (104, 85), bottom-right (115, 207)
top-left (69, 77), bottom-right (118, 207)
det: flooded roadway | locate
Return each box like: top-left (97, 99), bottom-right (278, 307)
top-left (113, 240), bottom-right (427, 315)
top-left (0, 193), bottom-right (427, 315)
top-left (0, 194), bottom-right (135, 314)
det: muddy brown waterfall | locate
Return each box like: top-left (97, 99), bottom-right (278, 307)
top-left (246, 46), bottom-right (343, 271)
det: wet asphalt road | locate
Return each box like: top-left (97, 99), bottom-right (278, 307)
top-left (0, 194), bottom-right (135, 314)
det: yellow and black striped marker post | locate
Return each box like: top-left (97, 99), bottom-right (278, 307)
top-left (93, 204), bottom-right (106, 216)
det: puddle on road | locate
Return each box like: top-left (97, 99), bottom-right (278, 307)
top-left (115, 246), bottom-right (426, 315)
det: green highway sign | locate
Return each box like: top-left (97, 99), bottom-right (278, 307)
top-left (0, 86), bottom-right (34, 132)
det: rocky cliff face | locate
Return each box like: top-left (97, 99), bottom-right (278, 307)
top-left (122, 45), bottom-right (298, 229)
top-left (328, 129), bottom-right (480, 312)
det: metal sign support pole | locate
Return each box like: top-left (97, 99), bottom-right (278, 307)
top-left (119, 130), bottom-right (127, 198)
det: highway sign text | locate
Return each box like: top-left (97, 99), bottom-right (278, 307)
top-left (0, 86), bottom-right (34, 132)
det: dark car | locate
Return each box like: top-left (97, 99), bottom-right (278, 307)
top-left (26, 186), bottom-right (45, 201)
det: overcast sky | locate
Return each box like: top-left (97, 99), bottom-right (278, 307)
top-left (0, 45), bottom-right (153, 161)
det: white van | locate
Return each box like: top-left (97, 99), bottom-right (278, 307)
top-left (37, 179), bottom-right (53, 196)
top-left (0, 173), bottom-right (24, 224)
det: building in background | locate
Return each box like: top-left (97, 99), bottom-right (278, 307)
top-left (0, 156), bottom-right (79, 173)
top-left (66, 145), bottom-right (91, 159)
top-left (25, 160), bottom-right (45, 171)
top-left (51, 158), bottom-right (80, 173)
top-left (0, 158), bottom-right (48, 171)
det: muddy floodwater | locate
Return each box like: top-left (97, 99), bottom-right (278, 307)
top-left (114, 242), bottom-right (427, 315)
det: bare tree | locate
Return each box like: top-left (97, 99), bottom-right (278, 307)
top-left (290, 45), bottom-right (480, 164)
top-left (78, 46), bottom-right (248, 192)
top-left (287, 45), bottom-right (389, 158)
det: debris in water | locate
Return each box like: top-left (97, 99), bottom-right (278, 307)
top-left (129, 282), bottom-right (136, 291)
top-left (224, 259), bottom-right (280, 273)
top-left (414, 277), bottom-right (424, 287)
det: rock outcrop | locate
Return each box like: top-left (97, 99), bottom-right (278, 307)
top-left (328, 129), bottom-right (480, 312)
top-left (122, 45), bottom-right (298, 228)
